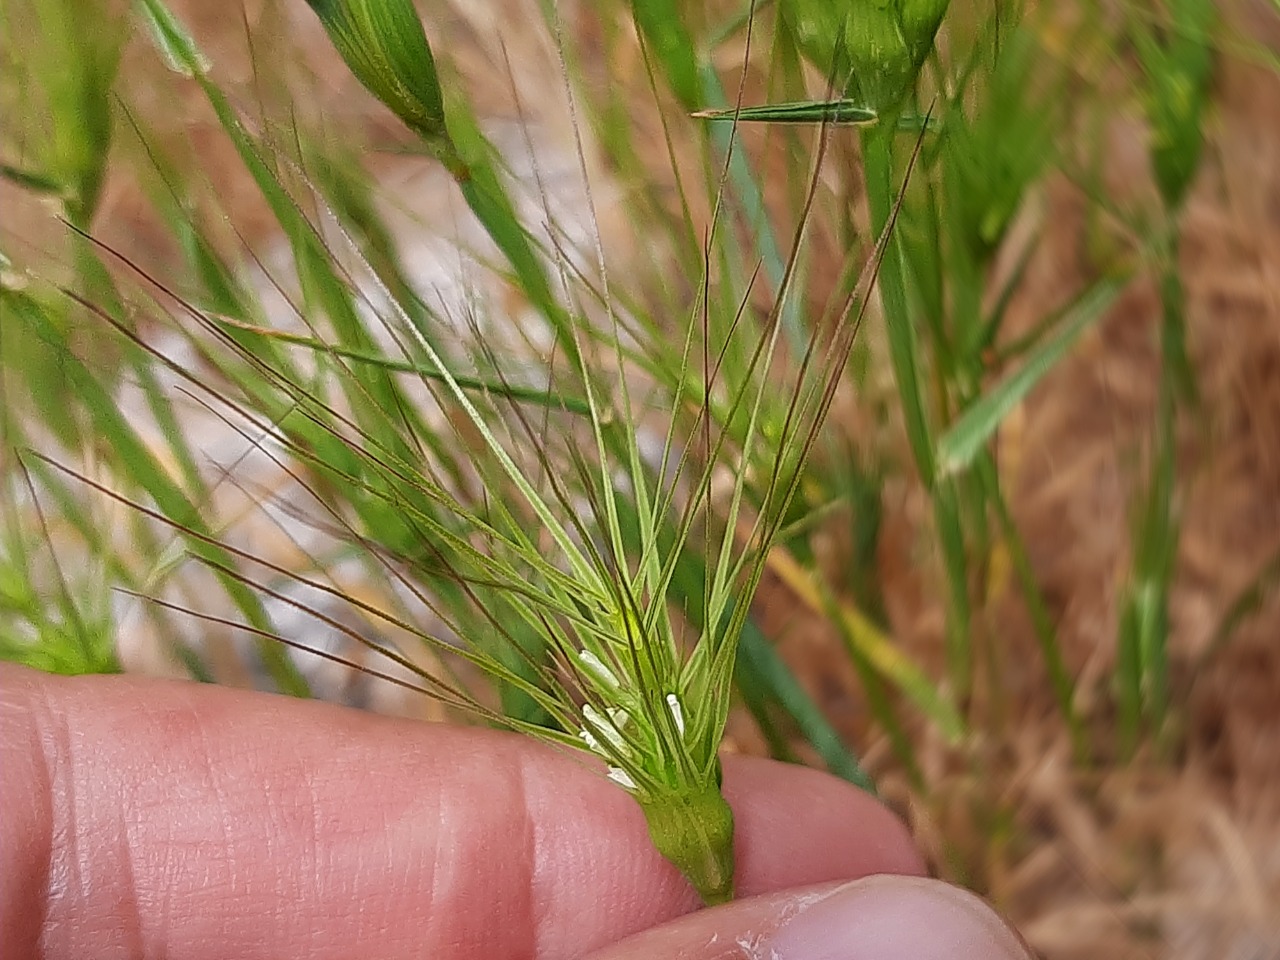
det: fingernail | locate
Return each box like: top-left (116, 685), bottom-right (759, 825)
top-left (771, 875), bottom-right (1033, 960)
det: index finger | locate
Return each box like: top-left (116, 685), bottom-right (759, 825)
top-left (0, 664), bottom-right (923, 959)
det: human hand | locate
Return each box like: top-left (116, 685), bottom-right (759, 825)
top-left (1, 664), bottom-right (1031, 959)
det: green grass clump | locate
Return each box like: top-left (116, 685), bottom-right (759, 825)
top-left (1115, 0), bottom-right (1217, 755)
top-left (0, 463), bottom-right (118, 676)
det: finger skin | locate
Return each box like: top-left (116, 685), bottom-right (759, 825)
top-left (0, 664), bottom-right (923, 959)
top-left (584, 876), bottom-right (1035, 960)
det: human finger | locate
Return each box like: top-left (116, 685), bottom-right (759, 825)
top-left (585, 875), bottom-right (1034, 960)
top-left (1, 664), bottom-right (923, 959)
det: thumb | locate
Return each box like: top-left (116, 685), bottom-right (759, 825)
top-left (587, 874), bottom-right (1034, 960)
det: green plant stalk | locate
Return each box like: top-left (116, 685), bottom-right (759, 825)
top-left (696, 64), bottom-right (809, 355)
top-left (976, 453), bottom-right (1087, 761)
top-left (860, 124), bottom-right (972, 695)
top-left (1117, 0), bottom-right (1215, 748)
top-left (1116, 413), bottom-right (1176, 758)
top-left (629, 0), bottom-right (701, 111)
top-left (639, 777), bottom-right (735, 904)
top-left (1118, 229), bottom-right (1185, 755)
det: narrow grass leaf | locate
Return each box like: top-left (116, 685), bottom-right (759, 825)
top-left (0, 163), bottom-right (69, 197)
top-left (630, 0), bottom-right (701, 109)
top-left (768, 546), bottom-right (964, 739)
top-left (693, 99), bottom-right (878, 124)
top-left (207, 317), bottom-right (590, 414)
top-left (936, 275), bottom-right (1128, 479)
top-left (737, 623), bottom-right (876, 792)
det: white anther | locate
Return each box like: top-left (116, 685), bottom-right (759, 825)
top-left (665, 693), bottom-right (685, 736)
top-left (577, 649), bottom-right (620, 690)
top-left (582, 703), bottom-right (628, 754)
top-left (606, 766), bottom-right (638, 791)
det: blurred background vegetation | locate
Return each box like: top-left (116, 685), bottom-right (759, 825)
top-left (2, 0), bottom-right (1279, 955)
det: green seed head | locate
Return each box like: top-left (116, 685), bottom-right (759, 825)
top-left (1137, 0), bottom-right (1216, 210)
top-left (784, 0), bottom-right (950, 114)
top-left (303, 0), bottom-right (454, 157)
top-left (638, 771), bottom-right (736, 906)
top-left (569, 648), bottom-right (735, 904)
top-left (1149, 71), bottom-right (1208, 209)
